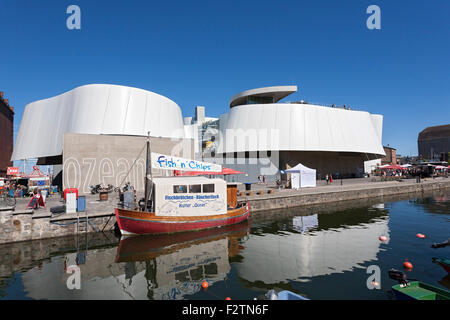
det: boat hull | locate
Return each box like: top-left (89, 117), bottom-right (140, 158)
top-left (115, 204), bottom-right (250, 236)
top-left (392, 281), bottom-right (450, 300)
top-left (432, 258), bottom-right (450, 274)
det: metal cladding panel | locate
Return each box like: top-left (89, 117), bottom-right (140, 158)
top-left (217, 103), bottom-right (385, 156)
top-left (101, 86), bottom-right (129, 134)
top-left (12, 84), bottom-right (185, 160)
top-left (370, 114), bottom-right (383, 144)
top-left (124, 89), bottom-right (148, 135)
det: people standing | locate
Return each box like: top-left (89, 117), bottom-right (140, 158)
top-left (329, 174), bottom-right (333, 183)
top-left (325, 174), bottom-right (329, 184)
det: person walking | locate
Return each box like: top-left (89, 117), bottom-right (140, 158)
top-left (329, 174), bottom-right (333, 183)
top-left (325, 174), bottom-right (329, 185)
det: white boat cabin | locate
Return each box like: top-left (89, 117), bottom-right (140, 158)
top-left (152, 176), bottom-right (227, 217)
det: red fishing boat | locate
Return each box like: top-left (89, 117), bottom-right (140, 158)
top-left (114, 133), bottom-right (250, 236)
top-left (115, 196), bottom-right (249, 236)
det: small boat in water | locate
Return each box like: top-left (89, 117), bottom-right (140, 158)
top-left (264, 289), bottom-right (309, 300)
top-left (392, 282), bottom-right (450, 300)
top-left (432, 257), bottom-right (450, 274)
top-left (431, 238), bottom-right (450, 249)
top-left (115, 133), bottom-right (250, 236)
top-left (389, 268), bottom-right (450, 300)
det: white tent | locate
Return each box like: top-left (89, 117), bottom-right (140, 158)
top-left (285, 163), bottom-right (316, 189)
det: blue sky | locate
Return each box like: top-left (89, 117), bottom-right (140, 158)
top-left (1, 0), bottom-right (449, 157)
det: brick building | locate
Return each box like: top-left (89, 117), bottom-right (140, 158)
top-left (418, 124), bottom-right (450, 162)
top-left (381, 146), bottom-right (397, 165)
top-left (0, 91), bottom-right (14, 177)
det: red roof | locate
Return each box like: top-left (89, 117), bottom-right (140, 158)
top-left (380, 164), bottom-right (405, 170)
top-left (174, 167), bottom-right (244, 176)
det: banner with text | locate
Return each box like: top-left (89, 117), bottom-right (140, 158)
top-left (7, 167), bottom-right (20, 176)
top-left (152, 153), bottom-right (222, 173)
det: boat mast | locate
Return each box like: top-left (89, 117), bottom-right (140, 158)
top-left (143, 131), bottom-right (153, 212)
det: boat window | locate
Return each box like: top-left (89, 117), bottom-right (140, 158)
top-left (203, 184), bottom-right (215, 193)
top-left (189, 184), bottom-right (201, 193)
top-left (173, 185), bottom-right (187, 193)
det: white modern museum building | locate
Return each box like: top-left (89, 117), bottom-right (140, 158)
top-left (12, 84), bottom-right (385, 190)
top-left (202, 85), bottom-right (385, 181)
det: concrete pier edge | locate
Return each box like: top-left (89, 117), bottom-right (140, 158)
top-left (244, 179), bottom-right (450, 213)
top-left (0, 179), bottom-right (449, 245)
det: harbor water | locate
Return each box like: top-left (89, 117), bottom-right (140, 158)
top-left (0, 190), bottom-right (449, 300)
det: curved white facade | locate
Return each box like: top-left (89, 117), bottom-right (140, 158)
top-left (12, 84), bottom-right (185, 161)
top-left (230, 85), bottom-right (298, 108)
top-left (217, 103), bottom-right (385, 157)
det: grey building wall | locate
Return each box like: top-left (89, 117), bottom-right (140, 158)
top-left (63, 133), bottom-right (194, 193)
top-left (203, 151), bottom-right (280, 183)
top-left (280, 151), bottom-right (366, 179)
top-left (204, 150), bottom-right (367, 183)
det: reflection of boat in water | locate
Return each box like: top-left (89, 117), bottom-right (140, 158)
top-left (115, 221), bottom-right (249, 299)
top-left (115, 221), bottom-right (250, 263)
top-left (432, 258), bottom-right (450, 274)
top-left (115, 134), bottom-right (249, 236)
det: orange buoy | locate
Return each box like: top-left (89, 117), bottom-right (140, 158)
top-left (379, 236), bottom-right (388, 242)
top-left (416, 233), bottom-right (426, 239)
top-left (225, 297), bottom-right (231, 300)
top-left (201, 281), bottom-right (209, 289)
top-left (403, 259), bottom-right (413, 270)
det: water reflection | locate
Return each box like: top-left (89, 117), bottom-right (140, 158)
top-left (0, 189), bottom-right (448, 300)
top-left (235, 206), bottom-right (389, 284)
top-left (292, 214), bottom-right (318, 233)
top-left (114, 222), bottom-right (249, 299)
top-left (414, 195), bottom-right (450, 215)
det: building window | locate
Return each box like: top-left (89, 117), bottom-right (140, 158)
top-left (247, 96), bottom-right (274, 105)
top-left (173, 185), bottom-right (187, 193)
top-left (267, 151), bottom-right (272, 157)
top-left (189, 184), bottom-right (201, 193)
top-left (203, 184), bottom-right (215, 193)
top-left (234, 152), bottom-right (237, 159)
top-left (245, 151), bottom-right (249, 159)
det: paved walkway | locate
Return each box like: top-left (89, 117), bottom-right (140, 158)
top-left (238, 176), bottom-right (450, 200)
top-left (4, 176), bottom-right (449, 219)
top-left (9, 192), bottom-right (119, 221)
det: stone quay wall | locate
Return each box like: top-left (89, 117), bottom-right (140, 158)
top-left (0, 211), bottom-right (116, 245)
top-left (245, 179), bottom-right (450, 213)
top-left (0, 179), bottom-right (449, 245)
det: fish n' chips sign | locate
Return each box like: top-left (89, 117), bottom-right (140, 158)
top-left (152, 153), bottom-right (222, 173)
